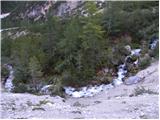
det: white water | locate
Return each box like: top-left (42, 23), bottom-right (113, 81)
top-left (64, 83), bottom-right (114, 98)
top-left (0, 27), bottom-right (19, 32)
top-left (150, 38), bottom-right (158, 50)
top-left (4, 65), bottom-right (14, 92)
top-left (0, 13), bottom-right (10, 19)
top-left (112, 64), bottom-right (127, 86)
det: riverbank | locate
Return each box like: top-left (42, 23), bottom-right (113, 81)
top-left (0, 61), bottom-right (159, 119)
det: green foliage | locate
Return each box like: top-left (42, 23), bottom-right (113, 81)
top-left (1, 37), bottom-right (12, 57)
top-left (1, 1), bottom-right (158, 94)
top-left (29, 56), bottom-right (43, 91)
top-left (12, 83), bottom-right (28, 93)
top-left (139, 56), bottom-right (151, 69)
top-left (1, 1), bottom-right (19, 13)
top-left (84, 1), bottom-right (98, 16)
top-left (1, 66), bottom-right (9, 79)
top-left (130, 43), bottom-right (141, 49)
top-left (103, 1), bottom-right (159, 40)
top-left (56, 4), bottom-right (107, 86)
top-left (50, 78), bottom-right (64, 97)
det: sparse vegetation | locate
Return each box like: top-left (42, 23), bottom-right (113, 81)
top-left (133, 86), bottom-right (158, 96)
top-left (139, 56), bottom-right (151, 70)
top-left (32, 107), bottom-right (45, 111)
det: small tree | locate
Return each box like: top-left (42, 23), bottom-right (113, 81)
top-left (29, 56), bottom-right (43, 92)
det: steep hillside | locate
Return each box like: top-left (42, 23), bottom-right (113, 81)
top-left (1, 61), bottom-right (158, 119)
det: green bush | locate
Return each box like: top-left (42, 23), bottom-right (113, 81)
top-left (1, 37), bottom-right (12, 57)
top-left (13, 83), bottom-right (28, 93)
top-left (44, 76), bottom-right (64, 97)
top-left (139, 56), bottom-right (151, 69)
top-left (131, 43), bottom-right (141, 49)
top-left (1, 66), bottom-right (9, 79)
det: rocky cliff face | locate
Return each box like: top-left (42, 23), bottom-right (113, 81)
top-left (3, 0), bottom-right (105, 22)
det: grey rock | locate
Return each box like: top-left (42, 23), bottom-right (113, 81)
top-left (124, 45), bottom-right (132, 53)
top-left (124, 76), bottom-right (142, 85)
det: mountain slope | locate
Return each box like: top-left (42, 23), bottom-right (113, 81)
top-left (1, 61), bottom-right (158, 119)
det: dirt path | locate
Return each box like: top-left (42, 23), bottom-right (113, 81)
top-left (0, 61), bottom-right (159, 119)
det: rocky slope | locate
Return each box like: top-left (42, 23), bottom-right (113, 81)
top-left (1, 0), bottom-right (105, 29)
top-left (0, 61), bottom-right (159, 119)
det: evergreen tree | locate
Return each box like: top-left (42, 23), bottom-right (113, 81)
top-left (58, 2), bottom-right (107, 86)
top-left (29, 56), bottom-right (43, 91)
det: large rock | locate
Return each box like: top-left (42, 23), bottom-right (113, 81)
top-left (40, 85), bottom-right (53, 95)
top-left (124, 76), bottom-right (143, 85)
top-left (120, 46), bottom-right (131, 56)
top-left (124, 45), bottom-right (132, 53)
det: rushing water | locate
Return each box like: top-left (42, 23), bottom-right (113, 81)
top-left (0, 13), bottom-right (10, 19)
top-left (4, 65), bottom-right (14, 92)
top-left (0, 27), bottom-right (19, 32)
top-left (149, 37), bottom-right (159, 50)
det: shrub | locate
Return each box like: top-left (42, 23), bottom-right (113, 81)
top-left (139, 55), bottom-right (151, 69)
top-left (13, 83), bottom-right (28, 93)
top-left (130, 43), bottom-right (141, 49)
top-left (49, 76), bottom-right (64, 97)
top-left (133, 86), bottom-right (158, 96)
top-left (1, 66), bottom-right (9, 79)
top-left (29, 56), bottom-right (43, 92)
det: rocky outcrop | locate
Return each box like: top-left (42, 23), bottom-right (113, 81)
top-left (5, 1), bottom-right (105, 22)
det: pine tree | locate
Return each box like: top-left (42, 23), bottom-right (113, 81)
top-left (58, 2), bottom-right (107, 86)
top-left (29, 56), bottom-right (43, 91)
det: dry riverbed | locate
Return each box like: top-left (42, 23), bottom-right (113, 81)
top-left (0, 61), bottom-right (159, 119)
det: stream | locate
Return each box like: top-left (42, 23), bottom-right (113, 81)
top-left (4, 64), bottom-right (14, 92)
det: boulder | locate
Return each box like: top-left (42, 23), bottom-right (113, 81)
top-left (40, 85), bottom-right (53, 95)
top-left (124, 76), bottom-right (143, 85)
top-left (120, 46), bottom-right (131, 56)
top-left (124, 45), bottom-right (132, 53)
